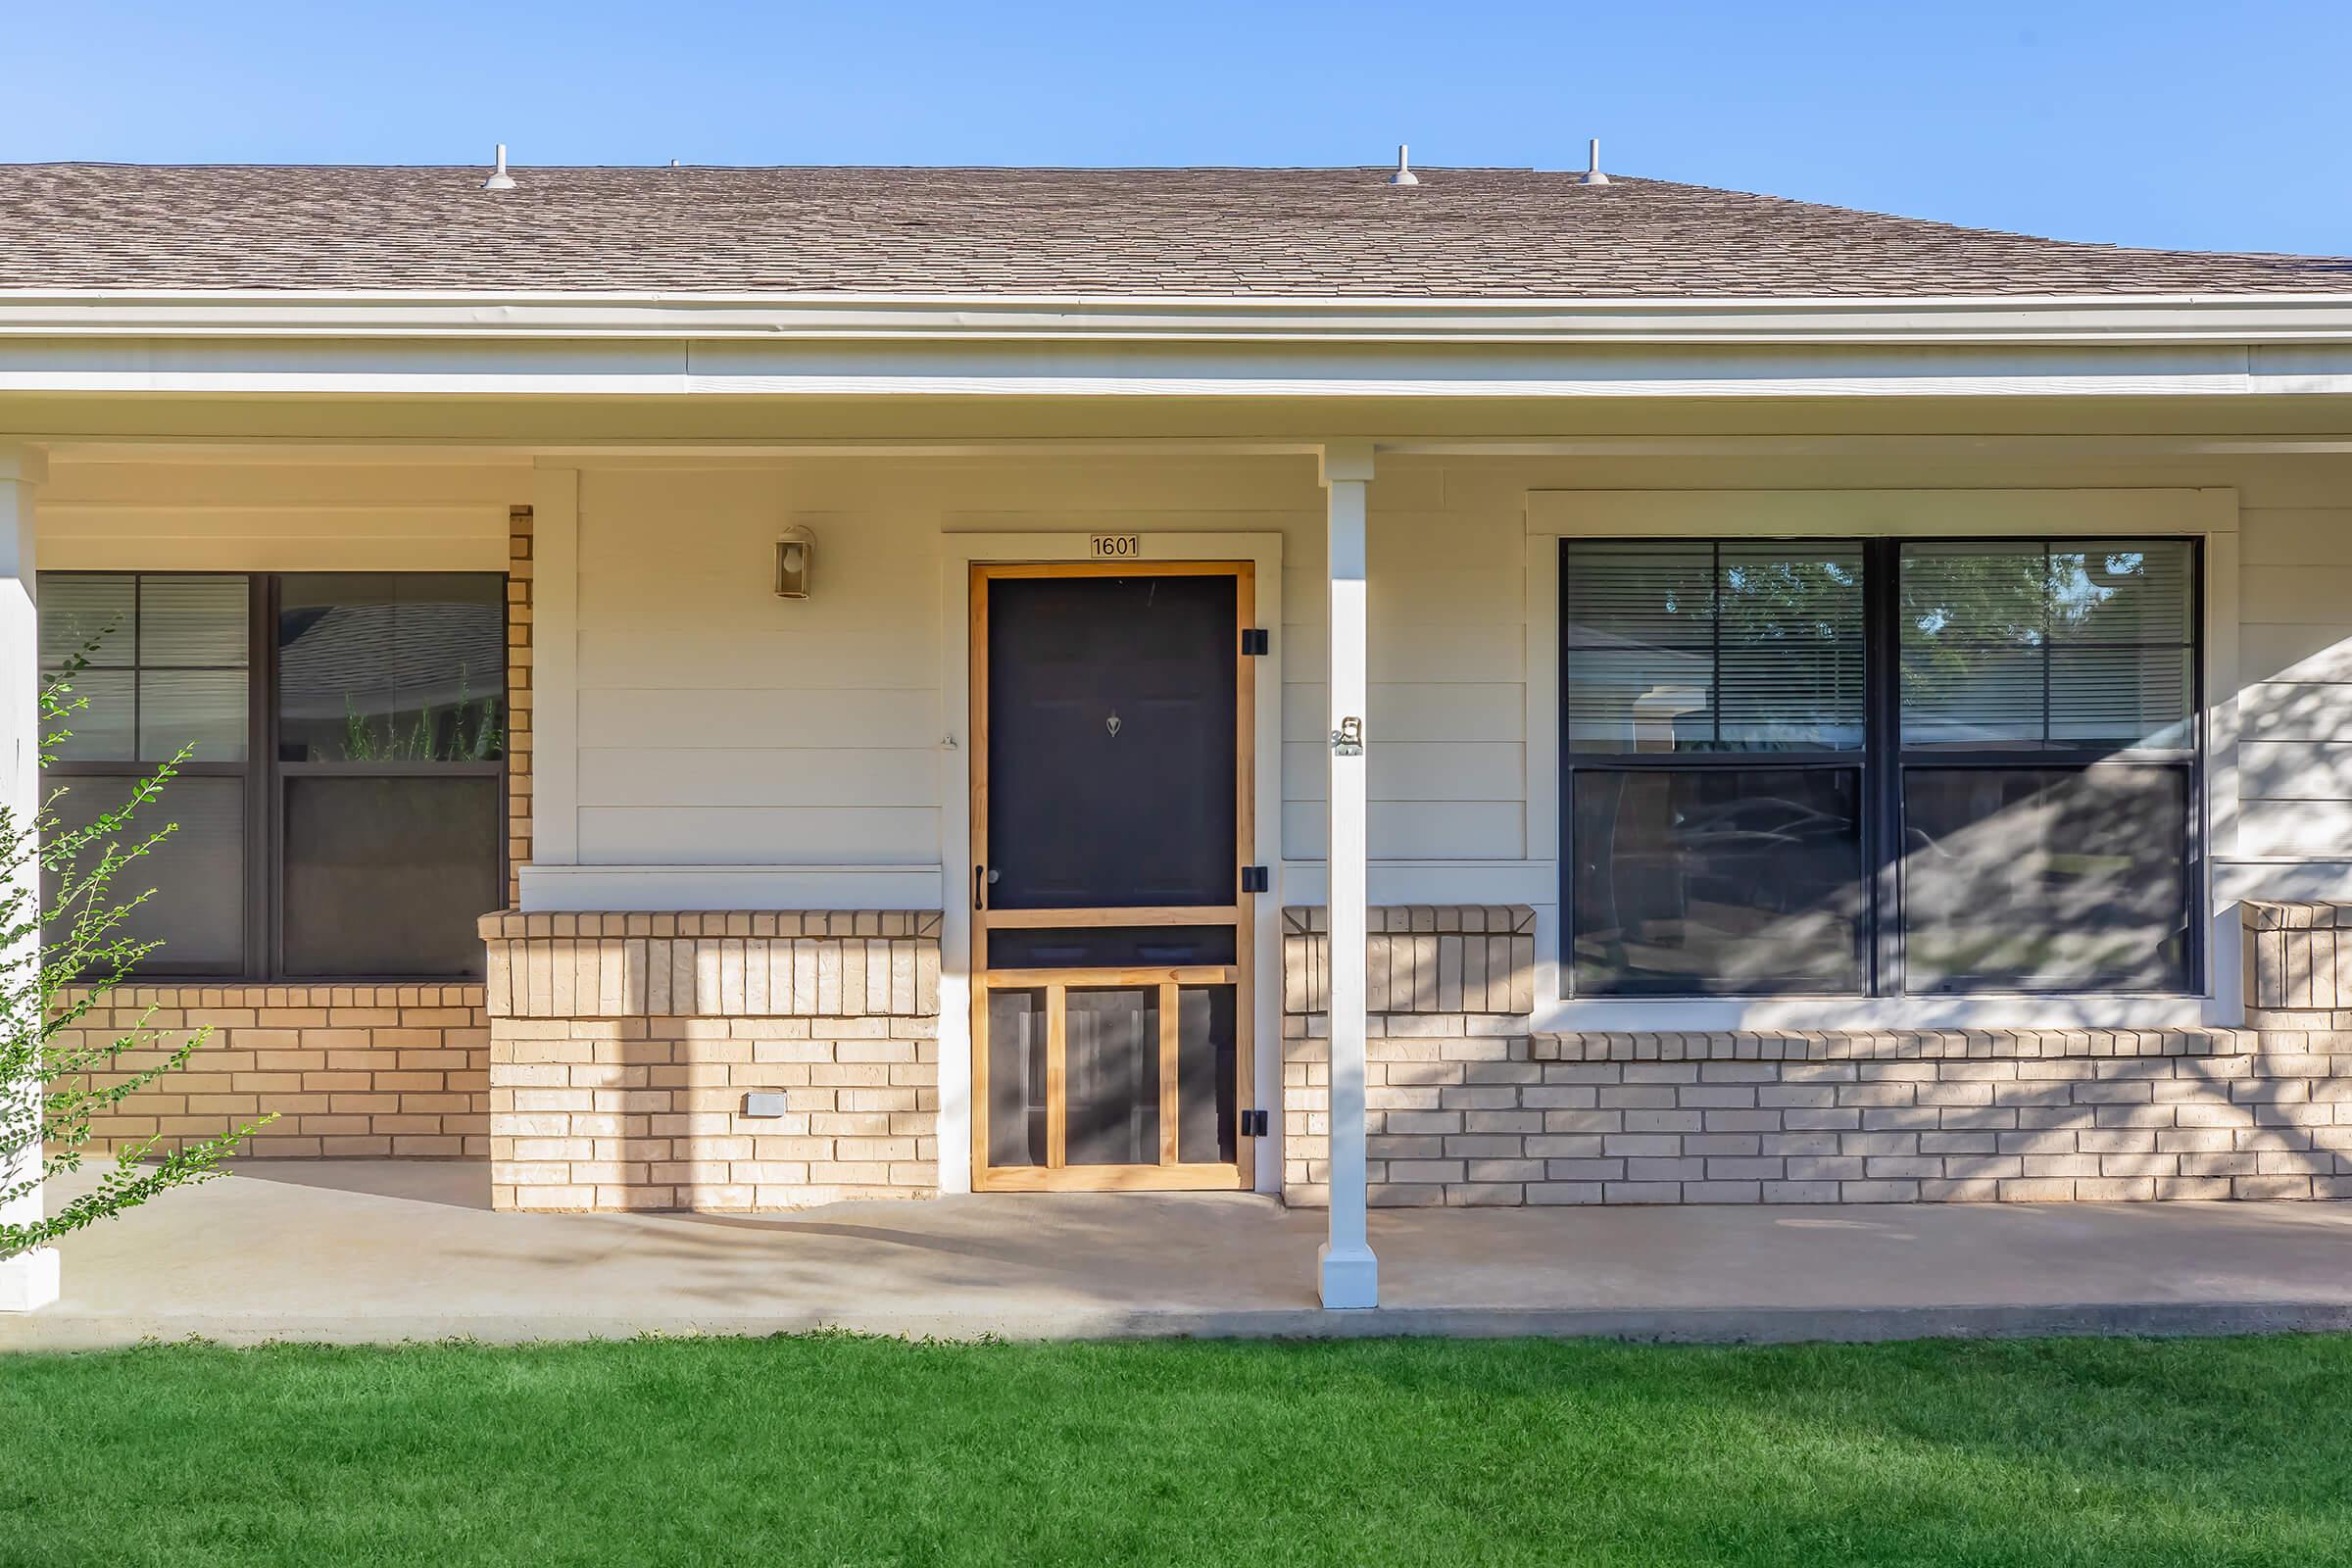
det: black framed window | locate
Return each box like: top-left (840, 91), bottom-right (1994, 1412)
top-left (1561, 537), bottom-right (2200, 998)
top-left (1893, 540), bottom-right (2197, 993)
top-left (40, 571), bottom-right (506, 981)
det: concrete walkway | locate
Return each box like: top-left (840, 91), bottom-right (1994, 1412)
top-left (7, 1161), bottom-right (2352, 1348)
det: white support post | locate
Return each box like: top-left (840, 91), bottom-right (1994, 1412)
top-left (1317, 443), bottom-right (1377, 1309)
top-left (0, 446), bottom-right (55, 1311)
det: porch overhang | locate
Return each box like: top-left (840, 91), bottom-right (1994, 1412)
top-left (8, 300), bottom-right (2352, 1319)
top-left (10, 289), bottom-right (2352, 407)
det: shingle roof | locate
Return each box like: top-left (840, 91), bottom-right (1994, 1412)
top-left (3, 162), bottom-right (2346, 299)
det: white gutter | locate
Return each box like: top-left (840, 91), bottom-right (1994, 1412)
top-left (5, 289), bottom-right (2352, 346)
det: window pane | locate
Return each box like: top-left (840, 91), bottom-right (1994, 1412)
top-left (1901, 539), bottom-right (2050, 645)
top-left (1565, 541), bottom-right (1862, 754)
top-left (278, 574), bottom-right (506, 763)
top-left (137, 669), bottom-right (248, 761)
top-left (2049, 541), bottom-right (2191, 644)
top-left (1565, 645), bottom-right (1714, 752)
top-left (1900, 542), bottom-right (2049, 744)
top-left (1901, 766), bottom-right (2190, 993)
top-left (1717, 543), bottom-right (1865, 750)
top-left (44, 668), bottom-right (134, 761)
top-left (1564, 542), bottom-right (1714, 649)
top-left (44, 776), bottom-right (244, 975)
top-left (1901, 539), bottom-right (2193, 750)
top-left (1570, 768), bottom-right (1865, 995)
top-left (137, 575), bottom-right (247, 666)
top-left (1899, 646), bottom-right (2043, 747)
top-left (1064, 987), bottom-right (1159, 1165)
top-left (281, 775), bottom-right (499, 976)
top-left (1565, 542), bottom-right (1715, 754)
top-left (2048, 647), bottom-right (2192, 749)
top-left (38, 575), bottom-right (133, 668)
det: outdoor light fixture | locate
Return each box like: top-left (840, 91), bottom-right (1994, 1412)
top-left (774, 524), bottom-right (815, 599)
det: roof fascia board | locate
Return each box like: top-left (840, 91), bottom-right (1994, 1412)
top-left (8, 291), bottom-right (2352, 347)
top-left (15, 370), bottom-right (2351, 399)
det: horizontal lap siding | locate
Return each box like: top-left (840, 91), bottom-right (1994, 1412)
top-left (1280, 500), bottom-right (1528, 862)
top-left (2236, 505), bottom-right (2352, 862)
top-left (573, 468), bottom-right (945, 867)
top-left (568, 461), bottom-right (1527, 874)
top-left (35, 463), bottom-right (515, 570)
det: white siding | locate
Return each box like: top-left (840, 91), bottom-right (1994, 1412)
top-left (571, 466), bottom-right (944, 866)
top-left (51, 447), bottom-right (2352, 913)
top-left (561, 458), bottom-right (1531, 870)
top-left (1273, 491), bottom-right (1529, 861)
top-left (537, 452), bottom-right (2352, 893)
top-left (2234, 501), bottom-right (2352, 868)
top-left (36, 462), bottom-right (517, 570)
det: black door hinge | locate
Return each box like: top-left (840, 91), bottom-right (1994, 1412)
top-left (1241, 1108), bottom-right (1270, 1138)
top-left (1240, 865), bottom-right (1269, 894)
top-left (1240, 627), bottom-right (1269, 656)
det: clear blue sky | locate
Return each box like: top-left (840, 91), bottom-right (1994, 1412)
top-left (8, 0), bottom-right (2349, 256)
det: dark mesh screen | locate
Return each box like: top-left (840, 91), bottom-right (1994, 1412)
top-left (986, 573), bottom-right (1237, 909)
top-left (986, 925), bottom-right (1237, 970)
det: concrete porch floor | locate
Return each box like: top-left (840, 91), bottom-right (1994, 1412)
top-left (7, 1161), bottom-right (2352, 1348)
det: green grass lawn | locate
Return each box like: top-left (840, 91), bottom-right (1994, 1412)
top-left (2, 1334), bottom-right (2347, 1566)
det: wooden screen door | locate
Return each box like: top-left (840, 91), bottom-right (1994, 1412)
top-left (970, 562), bottom-right (1255, 1192)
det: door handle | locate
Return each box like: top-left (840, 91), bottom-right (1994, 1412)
top-left (973, 863), bottom-right (987, 911)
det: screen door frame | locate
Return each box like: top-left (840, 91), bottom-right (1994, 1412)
top-left (969, 561), bottom-right (1256, 1193)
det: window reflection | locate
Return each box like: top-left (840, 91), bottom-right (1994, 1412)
top-left (278, 573), bottom-right (506, 763)
top-left (1565, 541), bottom-right (1865, 754)
top-left (1902, 767), bottom-right (2189, 993)
top-left (1571, 768), bottom-right (1865, 995)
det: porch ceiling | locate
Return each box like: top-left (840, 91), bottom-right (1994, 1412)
top-left (13, 391), bottom-right (2352, 455)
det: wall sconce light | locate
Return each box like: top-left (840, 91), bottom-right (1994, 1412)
top-left (774, 524), bottom-right (815, 599)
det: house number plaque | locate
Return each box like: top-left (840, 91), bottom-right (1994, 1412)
top-left (1089, 534), bottom-right (1142, 559)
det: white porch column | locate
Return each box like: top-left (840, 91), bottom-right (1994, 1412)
top-left (1317, 443), bottom-right (1377, 1309)
top-left (0, 446), bottom-right (55, 1311)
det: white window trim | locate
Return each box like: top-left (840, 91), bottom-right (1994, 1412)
top-left (934, 530), bottom-right (1286, 1196)
top-left (1522, 486), bottom-right (2244, 1033)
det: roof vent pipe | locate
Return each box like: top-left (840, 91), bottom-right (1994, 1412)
top-left (1387, 144), bottom-right (1419, 186)
top-left (1580, 138), bottom-right (1610, 186)
top-left (482, 144), bottom-right (516, 192)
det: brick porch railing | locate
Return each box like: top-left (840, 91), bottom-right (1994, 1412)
top-left (479, 911), bottom-right (940, 1210)
top-left (1281, 902), bottom-right (2352, 1207)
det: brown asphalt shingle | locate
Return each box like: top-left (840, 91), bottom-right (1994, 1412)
top-left (1, 163), bottom-right (2346, 298)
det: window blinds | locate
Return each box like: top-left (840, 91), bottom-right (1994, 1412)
top-left (1898, 540), bottom-right (2193, 750)
top-left (1564, 540), bottom-right (1866, 752)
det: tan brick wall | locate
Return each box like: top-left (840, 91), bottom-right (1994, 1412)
top-left (62, 985), bottom-right (490, 1158)
top-left (481, 911), bottom-right (941, 1211)
top-left (1282, 903), bottom-right (2352, 1207)
top-left (1281, 906), bottom-right (1535, 1015)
